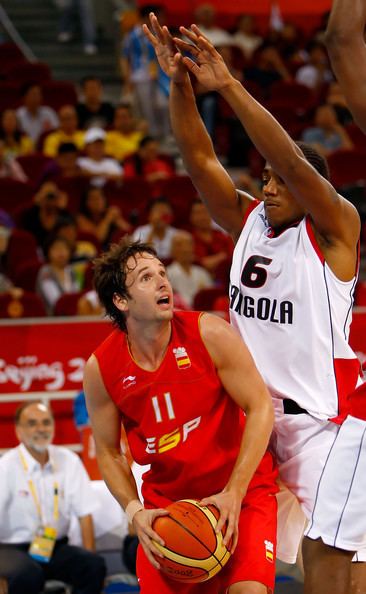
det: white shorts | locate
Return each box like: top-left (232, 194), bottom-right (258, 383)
top-left (305, 414), bottom-right (366, 552)
top-left (271, 400), bottom-right (366, 563)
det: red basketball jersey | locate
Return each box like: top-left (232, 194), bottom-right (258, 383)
top-left (94, 310), bottom-right (276, 508)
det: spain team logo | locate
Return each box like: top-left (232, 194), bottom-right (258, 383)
top-left (173, 347), bottom-right (191, 369)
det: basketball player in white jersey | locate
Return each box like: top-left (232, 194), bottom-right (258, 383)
top-left (143, 14), bottom-right (366, 594)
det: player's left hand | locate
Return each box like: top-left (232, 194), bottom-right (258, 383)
top-left (173, 25), bottom-right (234, 91)
top-left (199, 489), bottom-right (242, 553)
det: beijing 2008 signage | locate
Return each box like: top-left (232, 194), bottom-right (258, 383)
top-left (0, 318), bottom-right (111, 394)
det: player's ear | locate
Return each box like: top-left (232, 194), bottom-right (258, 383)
top-left (113, 293), bottom-right (128, 312)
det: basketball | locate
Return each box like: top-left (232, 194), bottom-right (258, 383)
top-left (152, 499), bottom-right (232, 583)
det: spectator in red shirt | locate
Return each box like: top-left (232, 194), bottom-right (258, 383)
top-left (189, 198), bottom-right (233, 281)
top-left (123, 135), bottom-right (174, 197)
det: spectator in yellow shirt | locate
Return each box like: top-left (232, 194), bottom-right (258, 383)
top-left (43, 105), bottom-right (84, 157)
top-left (105, 103), bottom-right (146, 162)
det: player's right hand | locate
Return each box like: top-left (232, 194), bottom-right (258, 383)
top-left (142, 13), bottom-right (187, 84)
top-left (132, 507), bottom-right (169, 569)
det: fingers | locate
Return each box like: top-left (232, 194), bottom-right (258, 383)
top-left (182, 56), bottom-right (199, 74)
top-left (142, 23), bottom-right (157, 46)
top-left (174, 37), bottom-right (200, 56)
top-left (149, 12), bottom-right (166, 43)
top-left (139, 535), bottom-right (162, 569)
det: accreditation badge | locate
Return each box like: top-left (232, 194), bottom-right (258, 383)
top-left (29, 526), bottom-right (57, 563)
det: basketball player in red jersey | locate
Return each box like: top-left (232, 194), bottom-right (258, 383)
top-left (84, 240), bottom-right (278, 594)
top-left (143, 13), bottom-right (365, 594)
top-left (326, 0), bottom-right (366, 135)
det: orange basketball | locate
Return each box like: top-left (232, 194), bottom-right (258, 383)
top-left (152, 499), bottom-right (232, 583)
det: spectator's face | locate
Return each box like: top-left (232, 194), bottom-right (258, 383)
top-left (149, 202), bottom-right (173, 230)
top-left (47, 238), bottom-right (72, 267)
top-left (86, 189), bottom-right (106, 215)
top-left (172, 234), bottom-right (194, 265)
top-left (58, 150), bottom-right (78, 171)
top-left (86, 139), bottom-right (105, 160)
top-left (83, 79), bottom-right (102, 103)
top-left (36, 182), bottom-right (61, 209)
top-left (24, 85), bottom-right (42, 110)
top-left (190, 202), bottom-right (212, 230)
top-left (59, 107), bottom-right (78, 134)
top-left (57, 224), bottom-right (77, 247)
top-left (2, 109), bottom-right (18, 134)
top-left (194, 5), bottom-right (215, 28)
top-left (0, 226), bottom-right (11, 254)
top-left (16, 403), bottom-right (54, 454)
top-left (315, 105), bottom-right (337, 128)
top-left (139, 140), bottom-right (159, 161)
top-left (114, 107), bottom-right (134, 133)
top-left (237, 15), bottom-right (254, 34)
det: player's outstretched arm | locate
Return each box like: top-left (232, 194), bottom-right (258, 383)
top-left (325, 0), bottom-right (366, 134)
top-left (175, 27), bottom-right (360, 281)
top-left (84, 355), bottom-right (168, 569)
top-left (199, 313), bottom-right (274, 552)
top-left (143, 13), bottom-right (245, 239)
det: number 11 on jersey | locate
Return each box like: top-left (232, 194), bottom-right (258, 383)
top-left (152, 393), bottom-right (176, 423)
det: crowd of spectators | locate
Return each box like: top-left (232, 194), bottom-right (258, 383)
top-left (0, 2), bottom-right (366, 319)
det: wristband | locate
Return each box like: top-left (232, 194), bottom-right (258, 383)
top-left (125, 499), bottom-right (144, 524)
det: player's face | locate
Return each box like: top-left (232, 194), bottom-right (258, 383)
top-left (16, 403), bottom-right (54, 454)
top-left (122, 253), bottom-right (174, 324)
top-left (262, 165), bottom-right (306, 230)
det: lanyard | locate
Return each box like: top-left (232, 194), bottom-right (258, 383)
top-left (19, 449), bottom-right (59, 527)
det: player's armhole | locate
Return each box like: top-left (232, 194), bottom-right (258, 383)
top-left (237, 191), bottom-right (261, 228)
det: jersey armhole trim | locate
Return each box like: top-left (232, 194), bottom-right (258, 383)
top-left (305, 216), bottom-right (325, 264)
top-left (240, 195), bottom-right (261, 228)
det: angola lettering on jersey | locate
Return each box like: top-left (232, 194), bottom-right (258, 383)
top-left (229, 284), bottom-right (293, 325)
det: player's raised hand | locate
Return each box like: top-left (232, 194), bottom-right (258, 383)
top-left (173, 24), bottom-right (234, 91)
top-left (132, 507), bottom-right (169, 569)
top-left (199, 488), bottom-right (242, 553)
top-left (142, 12), bottom-right (187, 83)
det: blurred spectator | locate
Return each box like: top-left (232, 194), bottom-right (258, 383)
top-left (167, 231), bottom-right (213, 307)
top-left (0, 212), bottom-right (24, 299)
top-left (77, 289), bottom-right (104, 316)
top-left (121, 5), bottom-right (170, 138)
top-left (16, 83), bottom-right (59, 144)
top-left (18, 181), bottom-right (70, 248)
top-left (244, 43), bottom-right (291, 95)
top-left (326, 81), bottom-right (353, 126)
top-left (232, 14), bottom-right (263, 59)
top-left (268, 22), bottom-right (306, 66)
top-left (193, 3), bottom-right (232, 47)
top-left (0, 400), bottom-right (106, 593)
top-left (132, 197), bottom-right (178, 260)
top-left (54, 215), bottom-right (98, 284)
top-left (0, 109), bottom-right (34, 158)
top-left (301, 104), bottom-right (354, 156)
top-left (76, 185), bottom-right (130, 247)
top-left (43, 105), bottom-right (85, 157)
top-left (77, 127), bottom-right (124, 186)
top-left (36, 235), bottom-right (80, 313)
top-left (76, 76), bottom-right (115, 129)
top-left (295, 40), bottom-right (333, 90)
top-left (189, 199), bottom-right (233, 276)
top-left (123, 135), bottom-right (174, 196)
top-left (105, 103), bottom-right (146, 161)
top-left (57, 0), bottom-right (98, 55)
top-left (0, 140), bottom-right (28, 182)
top-left (41, 142), bottom-right (82, 183)
top-left (236, 171), bottom-right (261, 198)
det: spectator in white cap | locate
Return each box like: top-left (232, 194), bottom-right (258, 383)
top-left (77, 127), bottom-right (124, 186)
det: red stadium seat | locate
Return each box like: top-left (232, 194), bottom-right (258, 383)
top-left (16, 153), bottom-right (54, 183)
top-left (104, 178), bottom-right (152, 225)
top-left (269, 81), bottom-right (315, 112)
top-left (158, 176), bottom-right (198, 227)
top-left (0, 292), bottom-right (46, 318)
top-left (13, 259), bottom-right (43, 292)
top-left (345, 123), bottom-right (366, 152)
top-left (5, 229), bottom-right (39, 282)
top-left (42, 80), bottom-right (78, 110)
top-left (193, 287), bottom-right (227, 311)
top-left (0, 178), bottom-right (35, 214)
top-left (327, 149), bottom-right (366, 188)
top-left (4, 61), bottom-right (52, 85)
top-left (0, 82), bottom-right (21, 111)
top-left (54, 292), bottom-right (85, 316)
top-left (355, 281), bottom-right (366, 306)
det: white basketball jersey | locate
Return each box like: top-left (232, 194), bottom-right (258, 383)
top-left (230, 201), bottom-right (360, 421)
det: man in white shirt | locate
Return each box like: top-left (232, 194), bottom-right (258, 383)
top-left (16, 83), bottom-right (59, 144)
top-left (132, 197), bottom-right (178, 261)
top-left (77, 127), bottom-right (124, 187)
top-left (0, 401), bottom-right (106, 594)
top-left (167, 230), bottom-right (213, 307)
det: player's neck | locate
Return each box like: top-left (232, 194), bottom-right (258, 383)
top-left (127, 320), bottom-right (172, 371)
